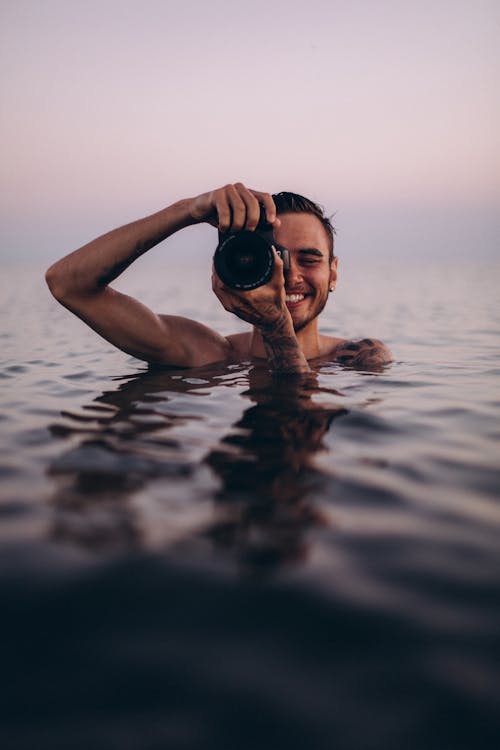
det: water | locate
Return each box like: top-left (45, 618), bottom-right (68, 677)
top-left (1, 256), bottom-right (499, 749)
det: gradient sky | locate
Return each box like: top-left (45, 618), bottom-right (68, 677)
top-left (1, 0), bottom-right (499, 261)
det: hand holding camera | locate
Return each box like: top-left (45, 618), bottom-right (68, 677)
top-left (214, 204), bottom-right (290, 290)
top-left (191, 182), bottom-right (292, 331)
top-left (212, 245), bottom-right (292, 333)
top-left (189, 182), bottom-right (279, 234)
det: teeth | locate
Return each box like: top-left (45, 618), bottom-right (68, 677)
top-left (285, 294), bottom-right (304, 303)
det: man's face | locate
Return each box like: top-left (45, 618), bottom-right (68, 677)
top-left (274, 213), bottom-right (337, 333)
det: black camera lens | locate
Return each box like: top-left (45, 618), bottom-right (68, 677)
top-left (214, 232), bottom-right (274, 290)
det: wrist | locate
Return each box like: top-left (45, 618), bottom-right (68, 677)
top-left (167, 198), bottom-right (200, 229)
top-left (259, 309), bottom-right (295, 339)
top-left (261, 326), bottom-right (310, 373)
top-left (185, 194), bottom-right (215, 226)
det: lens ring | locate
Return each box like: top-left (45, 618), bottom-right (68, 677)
top-left (214, 233), bottom-right (274, 290)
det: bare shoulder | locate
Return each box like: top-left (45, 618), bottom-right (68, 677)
top-left (156, 314), bottom-right (232, 366)
top-left (225, 331), bottom-right (253, 357)
top-left (323, 336), bottom-right (392, 368)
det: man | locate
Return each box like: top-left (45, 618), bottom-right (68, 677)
top-left (45, 183), bottom-right (391, 372)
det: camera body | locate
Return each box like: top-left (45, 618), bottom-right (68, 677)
top-left (213, 207), bottom-right (290, 290)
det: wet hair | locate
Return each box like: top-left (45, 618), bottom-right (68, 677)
top-left (272, 191), bottom-right (335, 261)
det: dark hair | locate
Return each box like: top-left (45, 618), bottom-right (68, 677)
top-left (272, 191), bottom-right (335, 260)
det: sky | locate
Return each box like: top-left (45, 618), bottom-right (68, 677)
top-left (1, 0), bottom-right (499, 262)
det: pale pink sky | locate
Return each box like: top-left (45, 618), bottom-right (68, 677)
top-left (1, 0), bottom-right (499, 259)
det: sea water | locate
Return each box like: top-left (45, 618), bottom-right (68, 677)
top-left (1, 255), bottom-right (499, 749)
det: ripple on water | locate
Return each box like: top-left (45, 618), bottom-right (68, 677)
top-left (330, 408), bottom-right (417, 443)
top-left (5, 365), bottom-right (29, 373)
top-left (0, 464), bottom-right (21, 479)
top-left (63, 371), bottom-right (94, 380)
top-left (52, 388), bottom-right (94, 398)
top-left (49, 441), bottom-right (193, 479)
top-left (15, 427), bottom-right (52, 447)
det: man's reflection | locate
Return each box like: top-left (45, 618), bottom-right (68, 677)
top-left (205, 368), bottom-right (346, 570)
top-left (47, 363), bottom-right (346, 571)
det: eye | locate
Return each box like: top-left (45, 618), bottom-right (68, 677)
top-left (300, 259), bottom-right (321, 266)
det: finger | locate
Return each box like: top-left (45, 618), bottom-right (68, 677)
top-left (251, 190), bottom-right (279, 226)
top-left (212, 265), bottom-right (231, 296)
top-left (212, 269), bottom-right (226, 294)
top-left (234, 183), bottom-right (260, 230)
top-left (215, 190), bottom-right (231, 233)
top-left (212, 273), bottom-right (229, 305)
top-left (272, 245), bottom-right (283, 268)
top-left (202, 191), bottom-right (219, 228)
top-left (206, 209), bottom-right (219, 228)
top-left (226, 184), bottom-right (246, 232)
top-left (271, 246), bottom-right (285, 285)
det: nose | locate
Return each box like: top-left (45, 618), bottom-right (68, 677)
top-left (284, 256), bottom-right (303, 288)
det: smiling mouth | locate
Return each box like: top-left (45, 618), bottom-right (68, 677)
top-left (285, 293), bottom-right (305, 303)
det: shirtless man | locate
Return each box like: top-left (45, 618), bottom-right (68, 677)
top-left (45, 183), bottom-right (391, 373)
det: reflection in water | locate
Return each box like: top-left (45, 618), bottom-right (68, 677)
top-left (205, 369), bottom-right (346, 570)
top-left (47, 364), bottom-right (347, 571)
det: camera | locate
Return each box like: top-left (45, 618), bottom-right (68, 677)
top-left (213, 206), bottom-right (290, 290)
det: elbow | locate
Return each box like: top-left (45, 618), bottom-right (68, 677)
top-left (45, 263), bottom-right (69, 302)
top-left (45, 264), bottom-right (60, 299)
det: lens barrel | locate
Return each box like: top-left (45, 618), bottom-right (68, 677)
top-left (214, 206), bottom-right (279, 290)
top-left (214, 231), bottom-right (275, 290)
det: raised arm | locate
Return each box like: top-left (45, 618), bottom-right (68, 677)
top-left (46, 183), bottom-right (310, 373)
top-left (45, 197), bottom-right (234, 367)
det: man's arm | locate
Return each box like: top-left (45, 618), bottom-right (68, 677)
top-left (45, 198), bottom-right (235, 367)
top-left (45, 185), bottom-right (276, 368)
top-left (46, 182), bottom-right (307, 372)
top-left (260, 318), bottom-right (310, 373)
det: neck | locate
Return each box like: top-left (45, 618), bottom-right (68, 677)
top-left (250, 320), bottom-right (321, 361)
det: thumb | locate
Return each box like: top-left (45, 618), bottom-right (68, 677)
top-left (271, 246), bottom-right (286, 286)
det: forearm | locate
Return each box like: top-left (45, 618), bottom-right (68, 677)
top-left (260, 316), bottom-right (310, 374)
top-left (46, 198), bottom-right (196, 299)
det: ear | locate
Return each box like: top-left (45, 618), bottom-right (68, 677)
top-left (329, 256), bottom-right (338, 290)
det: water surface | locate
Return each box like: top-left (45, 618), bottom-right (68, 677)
top-left (1, 258), bottom-right (499, 749)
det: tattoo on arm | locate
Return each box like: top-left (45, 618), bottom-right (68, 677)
top-left (261, 316), bottom-right (310, 373)
top-left (334, 338), bottom-right (391, 368)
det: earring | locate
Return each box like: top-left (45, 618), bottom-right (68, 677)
top-left (329, 286), bottom-right (335, 293)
